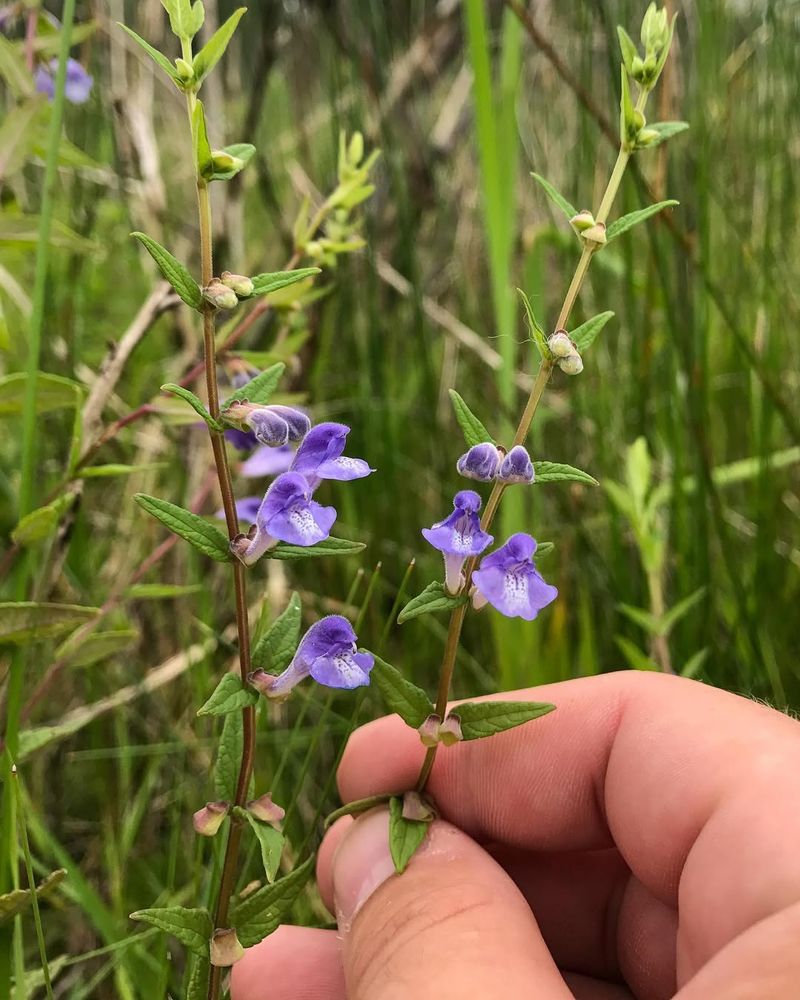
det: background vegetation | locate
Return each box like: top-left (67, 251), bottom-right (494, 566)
top-left (1, 0), bottom-right (799, 994)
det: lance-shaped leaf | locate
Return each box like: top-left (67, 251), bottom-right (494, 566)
top-left (192, 8), bottom-right (246, 86)
top-left (236, 808), bottom-right (284, 883)
top-left (197, 673), bottom-right (259, 717)
top-left (570, 311), bottom-right (615, 352)
top-left (117, 24), bottom-right (182, 83)
top-left (533, 462), bottom-right (599, 486)
top-left (186, 955), bottom-right (209, 1000)
top-left (222, 362), bottom-right (284, 409)
top-left (251, 592), bottom-right (301, 672)
top-left (448, 390), bottom-right (494, 448)
top-left (453, 700), bottom-right (556, 740)
top-left (397, 581), bottom-right (469, 625)
top-left (230, 856), bottom-right (314, 948)
top-left (131, 233), bottom-right (202, 309)
top-left (192, 100), bottom-right (213, 179)
top-left (615, 636), bottom-right (658, 672)
top-left (79, 463), bottom-right (164, 478)
top-left (0, 603), bottom-right (98, 645)
top-left (248, 268), bottom-right (321, 299)
top-left (11, 495), bottom-right (72, 546)
top-left (616, 25), bottom-right (638, 74)
top-left (0, 371), bottom-right (83, 416)
top-left (606, 200), bottom-right (679, 242)
top-left (638, 121), bottom-right (689, 148)
top-left (517, 288), bottom-right (550, 359)
top-left (161, 383), bottom-right (221, 430)
top-left (371, 654), bottom-right (433, 729)
top-left (530, 173), bottom-right (577, 221)
top-left (209, 142), bottom-right (255, 181)
top-left (213, 710), bottom-right (242, 801)
top-left (129, 906), bottom-right (211, 958)
top-left (0, 870), bottom-right (67, 925)
top-left (266, 537), bottom-right (366, 561)
top-left (388, 796), bottom-right (429, 874)
top-left (56, 628), bottom-right (138, 668)
top-left (133, 494), bottom-right (231, 562)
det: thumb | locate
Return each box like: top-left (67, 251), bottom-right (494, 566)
top-left (331, 808), bottom-right (571, 999)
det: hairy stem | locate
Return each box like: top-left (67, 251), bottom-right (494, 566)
top-left (416, 87), bottom-right (651, 792)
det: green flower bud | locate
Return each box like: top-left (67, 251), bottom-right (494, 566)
top-left (569, 209), bottom-right (596, 233)
top-left (635, 128), bottom-right (661, 148)
top-left (220, 270), bottom-right (254, 297)
top-left (348, 131), bottom-right (364, 166)
top-left (631, 55), bottom-right (646, 80)
top-left (210, 149), bottom-right (244, 174)
top-left (203, 278), bottom-right (238, 311)
top-left (210, 928), bottom-right (244, 968)
top-left (174, 58), bottom-right (194, 84)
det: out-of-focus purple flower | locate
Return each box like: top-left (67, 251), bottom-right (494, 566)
top-left (497, 445), bottom-right (535, 485)
top-left (34, 58), bottom-right (93, 104)
top-left (225, 427), bottom-right (257, 452)
top-left (290, 422), bottom-right (373, 491)
top-left (234, 496), bottom-right (262, 524)
top-left (456, 442), bottom-right (502, 482)
top-left (226, 401), bottom-right (311, 449)
top-left (421, 490), bottom-right (493, 594)
top-left (240, 444), bottom-right (294, 478)
top-left (472, 532), bottom-right (557, 620)
top-left (230, 472), bottom-right (335, 565)
top-left (227, 360), bottom-right (260, 390)
top-left (249, 616), bottom-right (373, 700)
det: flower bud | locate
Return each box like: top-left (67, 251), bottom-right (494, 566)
top-left (497, 445), bottom-right (535, 485)
top-left (192, 801), bottom-right (230, 837)
top-left (247, 793), bottom-right (285, 825)
top-left (221, 270), bottom-right (254, 298)
top-left (174, 58), bottom-right (194, 84)
top-left (569, 210), bottom-right (595, 234)
top-left (210, 927), bottom-right (244, 967)
top-left (636, 128), bottom-right (661, 148)
top-left (418, 713), bottom-right (442, 748)
top-left (581, 222), bottom-right (607, 248)
top-left (203, 278), bottom-right (238, 310)
top-left (641, 3), bottom-right (668, 53)
top-left (456, 442), bottom-right (502, 482)
top-left (348, 131), bottom-right (364, 166)
top-left (631, 55), bottom-right (646, 80)
top-left (439, 713), bottom-right (463, 746)
top-left (402, 791), bottom-right (435, 822)
top-left (547, 330), bottom-right (574, 358)
top-left (558, 352), bottom-right (584, 376)
top-left (211, 149), bottom-right (245, 174)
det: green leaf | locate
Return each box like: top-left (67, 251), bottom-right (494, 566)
top-left (660, 586), bottom-right (707, 636)
top-left (267, 537), bottom-right (366, 561)
top-left (161, 383), bottom-right (220, 430)
top-left (213, 710), bottom-right (242, 801)
top-left (0, 870), bottom-right (67, 925)
top-left (569, 311), bottom-right (615, 352)
top-left (230, 856), bottom-right (314, 948)
top-left (131, 232), bottom-right (202, 309)
top-left (0, 371), bottom-right (83, 417)
top-left (126, 582), bottom-right (203, 600)
top-left (117, 24), bottom-right (181, 83)
top-left (617, 25), bottom-right (638, 73)
top-left (11, 496), bottom-right (72, 546)
top-left (129, 906), bottom-right (211, 958)
top-left (79, 463), bottom-right (165, 478)
top-left (530, 173), bottom-right (577, 221)
top-left (447, 389), bottom-right (494, 448)
top-left (615, 635), bottom-right (659, 672)
top-left (517, 288), bottom-right (549, 359)
top-left (620, 65), bottom-right (636, 144)
top-left (251, 592), bottom-right (301, 672)
top-left (133, 494), bottom-right (231, 562)
top-left (192, 8), bottom-right (247, 86)
top-left (625, 437), bottom-right (652, 506)
top-left (56, 628), bottom-right (138, 668)
top-left (210, 142), bottom-right (255, 181)
top-left (388, 796), bottom-right (428, 874)
top-left (371, 654), bottom-right (433, 729)
top-left (533, 462), bottom-right (598, 486)
top-left (397, 581), bottom-right (468, 625)
top-left (651, 12), bottom-right (677, 87)
top-left (681, 648), bottom-right (709, 679)
top-left (160, 0), bottom-right (204, 41)
top-left (453, 701), bottom-right (555, 740)
top-left (192, 100), bottom-right (213, 179)
top-left (185, 955), bottom-right (209, 1000)
top-left (197, 673), bottom-right (259, 717)
top-left (617, 603), bottom-right (660, 634)
top-left (223, 362), bottom-right (284, 408)
top-left (606, 200), bottom-right (679, 242)
top-left (248, 268), bottom-right (321, 298)
top-left (638, 121), bottom-right (689, 148)
top-left (239, 811), bottom-right (284, 883)
top-left (0, 603), bottom-right (98, 645)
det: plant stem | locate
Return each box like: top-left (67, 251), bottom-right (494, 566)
top-left (646, 570), bottom-right (674, 673)
top-left (415, 89), bottom-right (650, 792)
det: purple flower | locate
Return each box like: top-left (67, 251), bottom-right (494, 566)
top-left (472, 533), bottom-right (557, 620)
top-left (497, 445), bottom-right (535, 485)
top-left (421, 490), bottom-right (493, 594)
top-left (226, 402), bottom-right (310, 448)
top-left (240, 444), bottom-right (294, 478)
top-left (34, 58), bottom-right (93, 104)
top-left (230, 472), bottom-right (335, 565)
top-left (249, 616), bottom-right (374, 700)
top-left (233, 496), bottom-right (262, 524)
top-left (225, 428), bottom-right (257, 452)
top-left (456, 442), bottom-right (502, 482)
top-left (290, 422), bottom-right (373, 491)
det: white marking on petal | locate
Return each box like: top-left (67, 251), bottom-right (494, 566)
top-left (289, 506), bottom-right (322, 540)
top-left (502, 570), bottom-right (530, 612)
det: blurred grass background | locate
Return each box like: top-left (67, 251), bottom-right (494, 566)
top-left (1, 0), bottom-right (799, 993)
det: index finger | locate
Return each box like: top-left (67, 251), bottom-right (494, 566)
top-left (338, 671), bottom-right (800, 977)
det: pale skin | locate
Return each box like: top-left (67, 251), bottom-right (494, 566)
top-left (231, 672), bottom-right (800, 999)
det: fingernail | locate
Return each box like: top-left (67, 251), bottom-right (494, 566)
top-left (332, 807), bottom-right (395, 926)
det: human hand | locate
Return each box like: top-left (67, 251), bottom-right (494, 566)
top-left (231, 672), bottom-right (800, 999)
